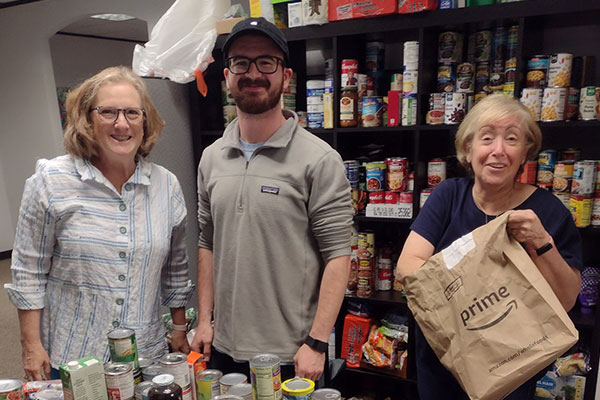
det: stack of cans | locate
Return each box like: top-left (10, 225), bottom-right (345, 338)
top-left (306, 80), bottom-right (325, 129)
top-left (402, 41), bottom-right (419, 126)
top-left (356, 231), bottom-right (375, 298)
top-left (222, 81), bottom-right (236, 128)
top-left (282, 73), bottom-right (297, 111)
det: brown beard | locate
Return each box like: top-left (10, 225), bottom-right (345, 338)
top-left (231, 76), bottom-right (283, 114)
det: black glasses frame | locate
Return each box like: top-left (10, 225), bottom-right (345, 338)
top-left (91, 106), bottom-right (146, 124)
top-left (225, 55), bottom-right (284, 75)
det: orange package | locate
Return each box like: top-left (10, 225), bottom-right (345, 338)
top-left (353, 0), bottom-right (397, 18)
top-left (340, 313), bottom-right (372, 368)
top-left (188, 351), bottom-right (207, 400)
top-left (328, 0), bottom-right (353, 21)
top-left (398, 0), bottom-right (438, 14)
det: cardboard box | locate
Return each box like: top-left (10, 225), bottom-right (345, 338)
top-left (302, 0), bottom-right (328, 25)
top-left (288, 2), bottom-right (304, 27)
top-left (387, 90), bottom-right (401, 126)
top-left (215, 17), bottom-right (246, 35)
top-left (397, 0), bottom-right (437, 13)
top-left (60, 356), bottom-right (108, 400)
top-left (328, 0), bottom-right (353, 21)
top-left (534, 372), bottom-right (586, 400)
top-left (329, 0), bottom-right (397, 21)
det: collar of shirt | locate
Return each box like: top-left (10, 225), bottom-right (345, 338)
top-left (74, 156), bottom-right (152, 187)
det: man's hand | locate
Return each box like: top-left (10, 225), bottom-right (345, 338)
top-left (170, 331), bottom-right (191, 354)
top-left (190, 321), bottom-right (214, 361)
top-left (22, 341), bottom-right (51, 381)
top-left (293, 344), bottom-right (325, 382)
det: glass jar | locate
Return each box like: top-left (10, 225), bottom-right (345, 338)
top-left (340, 87), bottom-right (358, 127)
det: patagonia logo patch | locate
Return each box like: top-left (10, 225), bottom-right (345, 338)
top-left (261, 185), bottom-right (279, 195)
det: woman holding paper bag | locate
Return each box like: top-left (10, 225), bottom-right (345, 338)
top-left (396, 94), bottom-right (582, 400)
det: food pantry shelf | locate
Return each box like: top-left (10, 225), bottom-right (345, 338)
top-left (344, 290), bottom-right (407, 306)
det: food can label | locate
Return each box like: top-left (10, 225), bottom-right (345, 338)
top-left (569, 195), bottom-right (593, 228)
top-left (520, 88), bottom-right (542, 121)
top-left (402, 70), bottom-right (418, 97)
top-left (456, 62), bottom-right (474, 93)
top-left (438, 31), bottom-right (462, 63)
top-left (548, 53), bottom-right (573, 88)
top-left (541, 87), bottom-right (566, 121)
top-left (572, 161), bottom-right (597, 195)
top-left (427, 160), bottom-right (446, 188)
top-left (361, 97), bottom-right (383, 127)
top-left (401, 97), bottom-right (417, 126)
top-left (578, 87), bottom-right (598, 120)
top-left (444, 93), bottom-right (466, 124)
top-left (591, 198), bottom-right (600, 226)
top-left (341, 60), bottom-right (358, 89)
top-left (426, 93), bottom-right (445, 125)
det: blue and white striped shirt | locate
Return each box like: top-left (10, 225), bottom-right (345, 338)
top-left (5, 155), bottom-right (194, 367)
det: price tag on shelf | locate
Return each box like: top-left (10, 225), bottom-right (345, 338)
top-left (365, 203), bottom-right (413, 219)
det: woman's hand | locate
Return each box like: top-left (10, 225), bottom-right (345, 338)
top-left (22, 340), bottom-right (51, 381)
top-left (170, 330), bottom-right (191, 354)
top-left (506, 209), bottom-right (550, 253)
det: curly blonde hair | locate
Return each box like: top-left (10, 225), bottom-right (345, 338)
top-left (455, 94), bottom-right (542, 174)
top-left (63, 66), bottom-right (165, 159)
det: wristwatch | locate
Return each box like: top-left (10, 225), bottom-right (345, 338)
top-left (304, 335), bottom-right (328, 353)
top-left (535, 242), bottom-right (553, 256)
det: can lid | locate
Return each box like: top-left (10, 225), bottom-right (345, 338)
top-left (250, 353), bottom-right (280, 367)
top-left (311, 388), bottom-right (342, 400)
top-left (220, 373), bottom-right (247, 386)
top-left (282, 378), bottom-right (315, 396)
top-left (213, 395), bottom-right (245, 400)
top-left (153, 374), bottom-right (175, 386)
top-left (228, 383), bottom-right (253, 396)
top-left (107, 327), bottom-right (135, 339)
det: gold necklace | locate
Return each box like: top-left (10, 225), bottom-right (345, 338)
top-left (473, 193), bottom-right (506, 224)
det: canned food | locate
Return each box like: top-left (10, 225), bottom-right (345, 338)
top-left (520, 88), bottom-right (543, 121)
top-left (390, 73), bottom-right (403, 92)
top-left (0, 379), bottom-right (23, 400)
top-left (526, 55), bottom-right (549, 88)
top-left (386, 157), bottom-right (409, 191)
top-left (420, 189), bottom-right (433, 209)
top-left (541, 87), bottom-right (567, 121)
top-left (473, 30), bottom-right (492, 62)
top-left (426, 93), bottom-right (445, 125)
top-left (569, 195), bottom-right (593, 227)
top-left (561, 149), bottom-right (582, 162)
top-left (403, 41), bottom-right (419, 71)
top-left (402, 70), bottom-right (418, 97)
top-left (456, 62), bottom-right (475, 93)
top-left (282, 378), bottom-right (315, 400)
top-left (384, 191), bottom-right (398, 204)
top-left (229, 383), bottom-right (253, 400)
top-left (591, 197), bottom-right (600, 226)
top-left (407, 172), bottom-right (414, 192)
top-left (160, 353), bottom-right (193, 400)
top-left (220, 373), bottom-right (247, 395)
top-left (518, 161), bottom-right (537, 184)
top-left (250, 354), bottom-right (282, 400)
top-left (344, 160), bottom-right (360, 188)
top-left (596, 161), bottom-right (600, 194)
top-left (553, 161), bottom-right (574, 193)
top-left (437, 64), bottom-right (455, 93)
top-left (537, 150), bottom-right (558, 184)
top-left (341, 59), bottom-right (358, 89)
top-left (563, 87), bottom-right (580, 121)
top-left (444, 93), bottom-right (466, 124)
top-left (489, 60), bottom-right (505, 93)
top-left (503, 57), bottom-right (517, 97)
top-left (108, 328), bottom-right (140, 370)
top-left (196, 369), bottom-right (223, 400)
top-left (310, 389), bottom-right (341, 400)
top-left (438, 31), bottom-right (462, 63)
top-left (138, 357), bottom-right (153, 370)
top-left (428, 159), bottom-right (446, 188)
top-left (572, 160), bottom-right (597, 195)
top-left (474, 62), bottom-right (490, 93)
top-left (376, 268), bottom-right (393, 291)
top-left (105, 362), bottom-right (135, 400)
top-left (579, 87), bottom-right (598, 120)
top-left (369, 192), bottom-right (384, 204)
top-left (399, 191), bottom-right (413, 204)
top-left (135, 381), bottom-right (155, 400)
top-left (142, 365), bottom-right (163, 383)
top-left (365, 161), bottom-right (386, 191)
top-left (361, 97), bottom-right (384, 127)
top-left (548, 53), bottom-right (573, 88)
top-left (402, 97), bottom-right (417, 126)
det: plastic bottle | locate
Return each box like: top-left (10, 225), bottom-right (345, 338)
top-left (148, 374), bottom-right (183, 400)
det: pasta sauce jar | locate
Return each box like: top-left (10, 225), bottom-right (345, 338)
top-left (339, 87), bottom-right (358, 127)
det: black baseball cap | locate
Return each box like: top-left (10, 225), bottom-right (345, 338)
top-left (222, 17), bottom-right (290, 65)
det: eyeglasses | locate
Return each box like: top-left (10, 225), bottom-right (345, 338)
top-left (91, 106), bottom-right (145, 124)
top-left (225, 56), bottom-right (283, 75)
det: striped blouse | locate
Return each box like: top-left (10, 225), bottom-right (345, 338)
top-left (5, 155), bottom-right (194, 367)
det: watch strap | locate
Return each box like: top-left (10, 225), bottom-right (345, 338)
top-left (535, 242), bottom-right (553, 256)
top-left (304, 335), bottom-right (328, 353)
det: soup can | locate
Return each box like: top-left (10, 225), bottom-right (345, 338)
top-left (474, 62), bottom-right (490, 93)
top-left (229, 383), bottom-right (253, 400)
top-left (369, 192), bottom-right (384, 204)
top-left (420, 189), bottom-right (433, 209)
top-left (384, 191), bottom-right (398, 204)
top-left (361, 97), bottom-right (383, 127)
top-left (591, 197), bottom-right (600, 226)
top-left (403, 41), bottom-right (419, 71)
top-left (473, 30), bottom-right (492, 62)
top-left (220, 373), bottom-right (248, 395)
top-left (548, 53), bottom-right (573, 88)
top-left (341, 59), bottom-right (358, 89)
top-left (196, 369), bottom-right (223, 400)
top-left (426, 93), bottom-right (445, 125)
top-left (569, 195), bottom-right (593, 227)
top-left (160, 353), bottom-right (193, 400)
top-left (572, 160), bottom-right (597, 195)
top-left (142, 365), bottom-right (163, 383)
top-left (552, 161), bottom-right (574, 193)
top-left (376, 267), bottom-right (393, 291)
top-left (561, 148), bottom-right (582, 162)
top-left (456, 62), bottom-right (475, 93)
top-left (282, 378), bottom-right (315, 400)
top-left (564, 87), bottom-right (580, 121)
top-left (402, 97), bottom-right (417, 126)
top-left (437, 63), bottom-right (456, 93)
top-left (105, 362), bottom-right (135, 400)
top-left (444, 93), bottom-right (466, 124)
top-left (438, 31), bottom-right (462, 63)
top-left (427, 159), bottom-right (446, 188)
top-left (537, 150), bottom-right (558, 184)
top-left (0, 379), bottom-right (23, 400)
top-left (108, 328), bottom-right (140, 370)
top-left (386, 157), bottom-right (409, 191)
top-left (365, 161), bottom-right (386, 192)
top-left (311, 389), bottom-right (341, 400)
top-left (134, 381), bottom-right (155, 400)
top-left (250, 354), bottom-right (282, 400)
top-left (526, 55), bottom-right (549, 88)
top-left (579, 87), bottom-right (598, 120)
top-left (357, 232), bottom-right (375, 260)
top-left (402, 70), bottom-right (418, 97)
top-left (541, 87), bottom-right (567, 121)
top-left (520, 88), bottom-right (543, 121)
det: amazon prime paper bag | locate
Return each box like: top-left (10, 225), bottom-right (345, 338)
top-left (404, 212), bottom-right (578, 400)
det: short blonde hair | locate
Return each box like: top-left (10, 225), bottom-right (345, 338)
top-left (455, 94), bottom-right (542, 173)
top-left (63, 66), bottom-right (165, 159)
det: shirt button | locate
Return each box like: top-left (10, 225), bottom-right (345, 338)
top-left (119, 251), bottom-right (126, 259)
top-left (112, 320), bottom-right (119, 328)
top-left (116, 298), bottom-right (124, 305)
top-left (119, 204), bottom-right (127, 212)
top-left (119, 227), bottom-right (127, 234)
top-left (118, 274), bottom-right (126, 281)
top-left (124, 183), bottom-right (132, 191)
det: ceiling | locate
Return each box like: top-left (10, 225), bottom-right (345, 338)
top-left (0, 0), bottom-right (149, 43)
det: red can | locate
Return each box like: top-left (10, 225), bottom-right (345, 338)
top-left (341, 59), bottom-right (358, 89)
top-left (399, 191), bottom-right (413, 204)
top-left (369, 192), bottom-right (385, 203)
top-left (384, 191), bottom-right (398, 204)
top-left (385, 157), bottom-right (409, 191)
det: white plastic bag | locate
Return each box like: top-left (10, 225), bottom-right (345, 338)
top-left (133, 0), bottom-right (231, 85)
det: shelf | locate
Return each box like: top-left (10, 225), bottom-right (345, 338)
top-left (343, 364), bottom-right (417, 384)
top-left (354, 215), bottom-right (413, 224)
top-left (197, 129), bottom-right (224, 136)
top-left (306, 128), bottom-right (333, 135)
top-left (569, 307), bottom-right (596, 330)
top-left (345, 290), bottom-right (407, 306)
top-left (336, 126), bottom-right (417, 134)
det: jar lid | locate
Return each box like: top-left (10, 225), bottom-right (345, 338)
top-left (153, 374), bottom-right (175, 386)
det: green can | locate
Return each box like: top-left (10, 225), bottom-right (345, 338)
top-left (108, 327), bottom-right (139, 370)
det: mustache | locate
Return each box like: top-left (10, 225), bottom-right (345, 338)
top-left (238, 78), bottom-right (270, 90)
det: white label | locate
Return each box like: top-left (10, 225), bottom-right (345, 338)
top-left (441, 232), bottom-right (475, 270)
top-left (365, 203), bottom-right (413, 219)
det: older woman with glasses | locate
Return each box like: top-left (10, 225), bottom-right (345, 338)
top-left (5, 66), bottom-right (193, 381)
